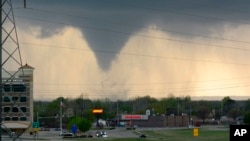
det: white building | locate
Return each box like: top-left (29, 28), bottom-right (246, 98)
top-left (1, 64), bottom-right (34, 133)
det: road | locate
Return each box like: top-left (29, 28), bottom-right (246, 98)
top-left (1, 127), bottom-right (140, 141)
top-left (1, 125), bottom-right (228, 140)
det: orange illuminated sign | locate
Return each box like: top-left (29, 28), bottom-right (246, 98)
top-left (92, 109), bottom-right (103, 114)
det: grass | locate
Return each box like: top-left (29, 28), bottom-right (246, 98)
top-left (140, 128), bottom-right (229, 141)
top-left (75, 126), bottom-right (229, 141)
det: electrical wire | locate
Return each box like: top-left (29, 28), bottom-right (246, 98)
top-left (10, 1), bottom-right (250, 99)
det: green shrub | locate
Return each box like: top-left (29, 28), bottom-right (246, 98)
top-left (243, 112), bottom-right (250, 125)
top-left (68, 116), bottom-right (92, 132)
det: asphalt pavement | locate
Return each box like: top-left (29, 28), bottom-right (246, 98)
top-left (1, 127), bottom-right (140, 141)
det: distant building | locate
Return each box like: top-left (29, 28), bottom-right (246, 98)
top-left (107, 114), bottom-right (193, 128)
top-left (1, 64), bottom-right (34, 132)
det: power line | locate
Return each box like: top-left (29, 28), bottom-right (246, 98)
top-left (33, 75), bottom-right (250, 86)
top-left (187, 0), bottom-right (250, 16)
top-left (32, 81), bottom-right (250, 97)
top-left (18, 41), bottom-right (250, 67)
top-left (15, 7), bottom-right (250, 45)
top-left (14, 15), bottom-right (250, 53)
top-left (114, 0), bottom-right (250, 26)
top-left (32, 81), bottom-right (250, 98)
top-left (10, 1), bottom-right (250, 100)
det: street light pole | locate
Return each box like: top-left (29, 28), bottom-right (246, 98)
top-left (37, 112), bottom-right (39, 122)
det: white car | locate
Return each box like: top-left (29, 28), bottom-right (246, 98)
top-left (96, 131), bottom-right (108, 138)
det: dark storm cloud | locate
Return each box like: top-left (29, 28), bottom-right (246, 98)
top-left (14, 0), bottom-right (250, 70)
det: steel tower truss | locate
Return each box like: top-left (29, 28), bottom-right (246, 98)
top-left (1, 0), bottom-right (26, 140)
top-left (1, 0), bottom-right (23, 76)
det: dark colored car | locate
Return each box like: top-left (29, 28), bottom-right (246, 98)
top-left (59, 132), bottom-right (74, 137)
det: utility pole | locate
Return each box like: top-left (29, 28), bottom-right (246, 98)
top-left (60, 99), bottom-right (63, 135)
top-left (116, 101), bottom-right (119, 126)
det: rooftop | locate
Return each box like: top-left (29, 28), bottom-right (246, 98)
top-left (19, 63), bottom-right (34, 70)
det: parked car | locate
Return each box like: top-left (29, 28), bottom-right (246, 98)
top-left (59, 132), bottom-right (74, 137)
top-left (95, 131), bottom-right (108, 138)
top-left (54, 128), bottom-right (61, 131)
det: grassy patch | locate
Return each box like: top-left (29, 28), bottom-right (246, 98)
top-left (140, 128), bottom-right (229, 141)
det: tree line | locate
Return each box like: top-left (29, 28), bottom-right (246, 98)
top-left (34, 95), bottom-right (250, 130)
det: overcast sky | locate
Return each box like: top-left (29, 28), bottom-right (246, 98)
top-left (7, 0), bottom-right (250, 101)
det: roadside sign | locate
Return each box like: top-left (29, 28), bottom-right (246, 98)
top-left (34, 128), bottom-right (39, 132)
top-left (33, 122), bottom-right (40, 128)
top-left (193, 128), bottom-right (199, 137)
top-left (72, 124), bottom-right (77, 134)
top-left (92, 108), bottom-right (103, 114)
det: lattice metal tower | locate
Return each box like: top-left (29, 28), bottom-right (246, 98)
top-left (1, 0), bottom-right (26, 139)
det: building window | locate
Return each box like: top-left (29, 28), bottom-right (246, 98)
top-left (20, 107), bottom-right (27, 112)
top-left (12, 117), bottom-right (19, 121)
top-left (13, 84), bottom-right (26, 92)
top-left (20, 97), bottom-right (27, 102)
top-left (4, 117), bottom-right (11, 121)
top-left (20, 117), bottom-right (27, 121)
top-left (12, 107), bottom-right (19, 112)
top-left (12, 97), bottom-right (19, 101)
top-left (3, 97), bottom-right (10, 102)
top-left (3, 84), bottom-right (11, 92)
top-left (3, 84), bottom-right (26, 92)
top-left (4, 107), bottom-right (11, 112)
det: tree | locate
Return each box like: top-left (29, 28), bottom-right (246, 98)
top-left (228, 108), bottom-right (240, 121)
top-left (132, 96), bottom-right (157, 114)
top-left (74, 96), bottom-right (85, 118)
top-left (68, 116), bottom-right (91, 132)
top-left (214, 108), bottom-right (221, 121)
top-left (222, 96), bottom-right (235, 116)
top-left (161, 97), bottom-right (177, 116)
top-left (243, 112), bottom-right (250, 125)
top-left (245, 99), bottom-right (250, 113)
top-left (196, 105), bottom-right (210, 123)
